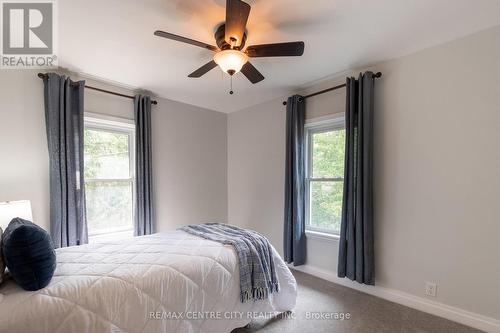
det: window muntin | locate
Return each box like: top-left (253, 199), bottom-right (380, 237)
top-left (84, 117), bottom-right (135, 241)
top-left (306, 119), bottom-right (345, 235)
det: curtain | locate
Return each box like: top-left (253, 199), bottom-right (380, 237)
top-left (43, 73), bottom-right (87, 248)
top-left (134, 95), bottom-right (154, 236)
top-left (337, 72), bottom-right (376, 285)
top-left (283, 95), bottom-right (306, 266)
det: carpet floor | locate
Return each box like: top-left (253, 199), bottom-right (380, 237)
top-left (233, 270), bottom-right (482, 333)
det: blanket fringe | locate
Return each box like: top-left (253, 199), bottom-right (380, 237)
top-left (181, 224), bottom-right (281, 304)
top-left (240, 283), bottom-right (280, 303)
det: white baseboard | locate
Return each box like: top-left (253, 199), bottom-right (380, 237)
top-left (289, 264), bottom-right (500, 333)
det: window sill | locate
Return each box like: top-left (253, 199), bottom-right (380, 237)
top-left (305, 230), bottom-right (340, 242)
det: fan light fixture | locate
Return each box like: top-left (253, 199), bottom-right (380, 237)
top-left (213, 49), bottom-right (248, 75)
top-left (154, 0), bottom-right (306, 92)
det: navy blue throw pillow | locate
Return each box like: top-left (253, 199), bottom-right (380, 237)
top-left (2, 218), bottom-right (56, 291)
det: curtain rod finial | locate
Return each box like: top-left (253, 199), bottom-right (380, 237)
top-left (374, 72), bottom-right (382, 78)
top-left (283, 101), bottom-right (287, 106)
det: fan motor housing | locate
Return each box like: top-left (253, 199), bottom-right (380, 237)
top-left (215, 24), bottom-right (247, 50)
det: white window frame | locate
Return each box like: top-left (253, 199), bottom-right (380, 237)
top-left (83, 113), bottom-right (135, 239)
top-left (305, 116), bottom-right (345, 237)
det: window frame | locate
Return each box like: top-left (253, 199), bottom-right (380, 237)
top-left (83, 113), bottom-right (136, 239)
top-left (304, 116), bottom-right (345, 236)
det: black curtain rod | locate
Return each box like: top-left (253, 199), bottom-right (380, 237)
top-left (37, 73), bottom-right (158, 105)
top-left (282, 72), bottom-right (382, 106)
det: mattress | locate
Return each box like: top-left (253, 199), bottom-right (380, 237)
top-left (0, 230), bottom-right (297, 333)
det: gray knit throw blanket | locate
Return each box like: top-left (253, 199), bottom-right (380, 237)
top-left (180, 223), bottom-right (279, 302)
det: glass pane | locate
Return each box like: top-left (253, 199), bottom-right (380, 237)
top-left (84, 129), bottom-right (130, 179)
top-left (312, 129), bottom-right (345, 178)
top-left (310, 181), bottom-right (343, 233)
top-left (85, 181), bottom-right (133, 235)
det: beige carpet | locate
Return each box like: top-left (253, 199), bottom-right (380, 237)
top-left (233, 270), bottom-right (482, 333)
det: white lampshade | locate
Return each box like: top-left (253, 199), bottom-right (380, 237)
top-left (0, 200), bottom-right (33, 229)
top-left (213, 50), bottom-right (248, 75)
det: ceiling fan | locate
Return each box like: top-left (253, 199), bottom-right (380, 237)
top-left (154, 0), bottom-right (305, 89)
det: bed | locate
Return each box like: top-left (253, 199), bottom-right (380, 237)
top-left (0, 230), bottom-right (297, 333)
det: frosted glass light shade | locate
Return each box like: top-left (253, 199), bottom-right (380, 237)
top-left (213, 50), bottom-right (248, 74)
top-left (0, 200), bottom-right (33, 229)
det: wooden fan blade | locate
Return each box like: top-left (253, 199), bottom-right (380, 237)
top-left (225, 0), bottom-right (250, 47)
top-left (154, 30), bottom-right (218, 52)
top-left (245, 41), bottom-right (305, 57)
top-left (188, 60), bottom-right (218, 78)
top-left (241, 62), bottom-right (264, 84)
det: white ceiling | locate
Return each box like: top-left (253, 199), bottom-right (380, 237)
top-left (58, 0), bottom-right (500, 113)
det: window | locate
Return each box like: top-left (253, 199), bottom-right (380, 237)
top-left (84, 115), bottom-right (135, 242)
top-left (305, 118), bottom-right (345, 235)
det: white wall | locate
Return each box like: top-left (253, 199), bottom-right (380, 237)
top-left (228, 25), bottom-right (500, 322)
top-left (0, 71), bottom-right (50, 231)
top-left (0, 71), bottom-right (227, 232)
top-left (228, 98), bottom-right (287, 251)
top-left (152, 99), bottom-right (227, 231)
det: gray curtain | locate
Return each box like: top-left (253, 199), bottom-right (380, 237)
top-left (134, 95), bottom-right (154, 236)
top-left (337, 72), bottom-right (376, 285)
top-left (43, 73), bottom-right (88, 248)
top-left (284, 95), bottom-right (306, 266)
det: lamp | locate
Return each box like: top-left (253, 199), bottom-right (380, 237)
top-left (213, 49), bottom-right (248, 75)
top-left (0, 200), bottom-right (33, 229)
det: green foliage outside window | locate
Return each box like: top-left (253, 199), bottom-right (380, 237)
top-left (84, 129), bottom-right (129, 179)
top-left (309, 129), bottom-right (345, 233)
top-left (84, 128), bottom-right (133, 234)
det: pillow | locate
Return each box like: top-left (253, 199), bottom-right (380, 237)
top-left (0, 227), bottom-right (5, 284)
top-left (2, 218), bottom-right (56, 291)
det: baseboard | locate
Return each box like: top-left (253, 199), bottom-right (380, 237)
top-left (289, 264), bottom-right (500, 333)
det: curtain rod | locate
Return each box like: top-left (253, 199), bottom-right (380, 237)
top-left (37, 73), bottom-right (158, 105)
top-left (282, 72), bottom-right (382, 106)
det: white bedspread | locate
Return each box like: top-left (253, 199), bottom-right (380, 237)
top-left (0, 231), bottom-right (297, 333)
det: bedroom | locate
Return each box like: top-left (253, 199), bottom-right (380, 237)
top-left (0, 0), bottom-right (499, 332)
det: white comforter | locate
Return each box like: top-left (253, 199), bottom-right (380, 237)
top-left (0, 231), bottom-right (297, 333)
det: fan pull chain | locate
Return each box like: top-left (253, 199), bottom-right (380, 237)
top-left (229, 76), bottom-right (234, 95)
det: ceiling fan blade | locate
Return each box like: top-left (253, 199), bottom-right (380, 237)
top-left (154, 30), bottom-right (218, 52)
top-left (245, 41), bottom-right (305, 57)
top-left (241, 62), bottom-right (264, 84)
top-left (188, 60), bottom-right (218, 78)
top-left (225, 0), bottom-right (251, 47)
